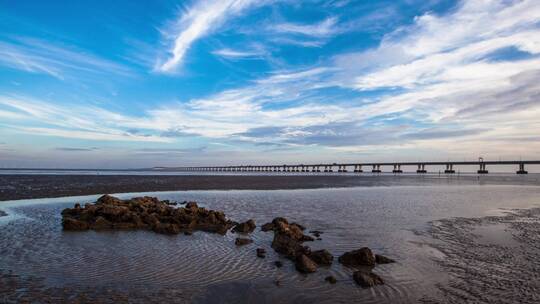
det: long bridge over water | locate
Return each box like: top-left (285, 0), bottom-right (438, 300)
top-left (168, 159), bottom-right (539, 174)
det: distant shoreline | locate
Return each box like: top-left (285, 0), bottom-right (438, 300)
top-left (1, 174), bottom-right (539, 202)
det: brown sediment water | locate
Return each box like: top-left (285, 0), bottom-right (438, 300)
top-left (0, 184), bottom-right (539, 303)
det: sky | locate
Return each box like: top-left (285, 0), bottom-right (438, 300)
top-left (0, 0), bottom-right (539, 169)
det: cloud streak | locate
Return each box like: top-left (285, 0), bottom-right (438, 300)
top-left (158, 0), bottom-right (270, 72)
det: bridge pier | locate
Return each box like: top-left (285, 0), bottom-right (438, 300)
top-left (372, 164), bottom-right (381, 173)
top-left (392, 164), bottom-right (403, 173)
top-left (417, 164), bottom-right (427, 173)
top-left (354, 165), bottom-right (363, 173)
top-left (444, 164), bottom-right (455, 174)
top-left (517, 163), bottom-right (528, 174)
top-left (477, 163), bottom-right (488, 174)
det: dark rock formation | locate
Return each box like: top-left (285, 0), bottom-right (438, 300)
top-left (61, 195), bottom-right (234, 235)
top-left (295, 254), bottom-right (317, 273)
top-left (338, 247), bottom-right (376, 266)
top-left (270, 217), bottom-right (312, 258)
top-left (261, 222), bottom-right (274, 232)
top-left (309, 249), bottom-right (333, 266)
top-left (0, 210), bottom-right (7, 217)
top-left (235, 238), bottom-right (253, 246)
top-left (274, 261), bottom-right (283, 268)
top-left (375, 254), bottom-right (395, 264)
top-left (233, 219), bottom-right (256, 233)
top-left (325, 276), bottom-right (337, 284)
top-left (353, 271), bottom-right (384, 287)
top-left (256, 248), bottom-right (266, 258)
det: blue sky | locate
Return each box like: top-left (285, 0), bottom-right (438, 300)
top-left (0, 0), bottom-right (539, 168)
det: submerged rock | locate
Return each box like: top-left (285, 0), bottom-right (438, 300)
top-left (325, 275), bottom-right (337, 284)
top-left (353, 271), bottom-right (384, 287)
top-left (235, 238), bottom-right (253, 246)
top-left (233, 219), bottom-right (256, 233)
top-left (338, 247), bottom-right (376, 266)
top-left (295, 254), bottom-right (317, 273)
top-left (61, 195), bottom-right (234, 235)
top-left (256, 248), bottom-right (266, 258)
top-left (375, 254), bottom-right (395, 264)
top-left (274, 261), bottom-right (283, 268)
top-left (0, 210), bottom-right (7, 217)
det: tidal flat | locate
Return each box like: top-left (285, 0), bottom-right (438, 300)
top-left (1, 177), bottom-right (539, 303)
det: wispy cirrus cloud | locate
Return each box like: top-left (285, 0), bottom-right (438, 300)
top-left (157, 0), bottom-right (273, 72)
top-left (271, 17), bottom-right (340, 37)
top-left (212, 47), bottom-right (266, 59)
top-left (0, 37), bottom-right (134, 80)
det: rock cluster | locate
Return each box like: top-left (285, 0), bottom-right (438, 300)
top-left (262, 217), bottom-right (333, 274)
top-left (61, 196), bottom-right (396, 289)
top-left (61, 195), bottom-right (235, 235)
top-left (338, 247), bottom-right (395, 287)
top-left (233, 219), bottom-right (256, 233)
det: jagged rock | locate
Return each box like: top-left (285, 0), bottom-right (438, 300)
top-left (295, 254), bottom-right (317, 273)
top-left (375, 254), bottom-right (395, 264)
top-left (261, 222), bottom-right (274, 232)
top-left (325, 276), bottom-right (337, 284)
top-left (274, 261), bottom-right (283, 268)
top-left (290, 222), bottom-right (306, 231)
top-left (0, 210), bottom-right (7, 217)
top-left (353, 271), bottom-right (384, 287)
top-left (235, 238), bottom-right (253, 246)
top-left (338, 247), bottom-right (376, 266)
top-left (256, 248), bottom-right (266, 258)
top-left (271, 218), bottom-right (312, 258)
top-left (62, 218), bottom-right (89, 230)
top-left (233, 219), bottom-right (256, 233)
top-left (61, 195), bottom-right (234, 235)
top-left (309, 249), bottom-right (333, 266)
top-left (91, 216), bottom-right (111, 230)
top-left (185, 202), bottom-right (198, 209)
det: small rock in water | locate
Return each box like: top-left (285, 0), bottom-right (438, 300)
top-left (235, 238), bottom-right (253, 246)
top-left (309, 230), bottom-right (323, 237)
top-left (184, 230), bottom-right (193, 236)
top-left (295, 254), bottom-right (318, 273)
top-left (317, 237), bottom-right (322, 241)
top-left (256, 248), bottom-right (266, 258)
top-left (338, 247), bottom-right (376, 266)
top-left (274, 261), bottom-right (283, 268)
top-left (0, 210), bottom-right (8, 217)
top-left (233, 219), bottom-right (256, 233)
top-left (353, 271), bottom-right (384, 288)
top-left (274, 279), bottom-right (281, 286)
top-left (325, 276), bottom-right (337, 284)
top-left (375, 254), bottom-right (395, 264)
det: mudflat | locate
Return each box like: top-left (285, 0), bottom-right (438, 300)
top-left (1, 173), bottom-right (539, 201)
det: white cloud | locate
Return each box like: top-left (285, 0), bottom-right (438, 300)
top-left (212, 47), bottom-right (265, 59)
top-left (158, 0), bottom-right (271, 72)
top-left (271, 17), bottom-right (340, 37)
top-left (0, 37), bottom-right (133, 80)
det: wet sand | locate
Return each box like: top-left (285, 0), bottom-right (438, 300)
top-left (424, 207), bottom-right (540, 303)
top-left (1, 173), bottom-right (539, 201)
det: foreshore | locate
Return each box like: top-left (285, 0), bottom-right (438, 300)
top-left (1, 173), bottom-right (538, 201)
